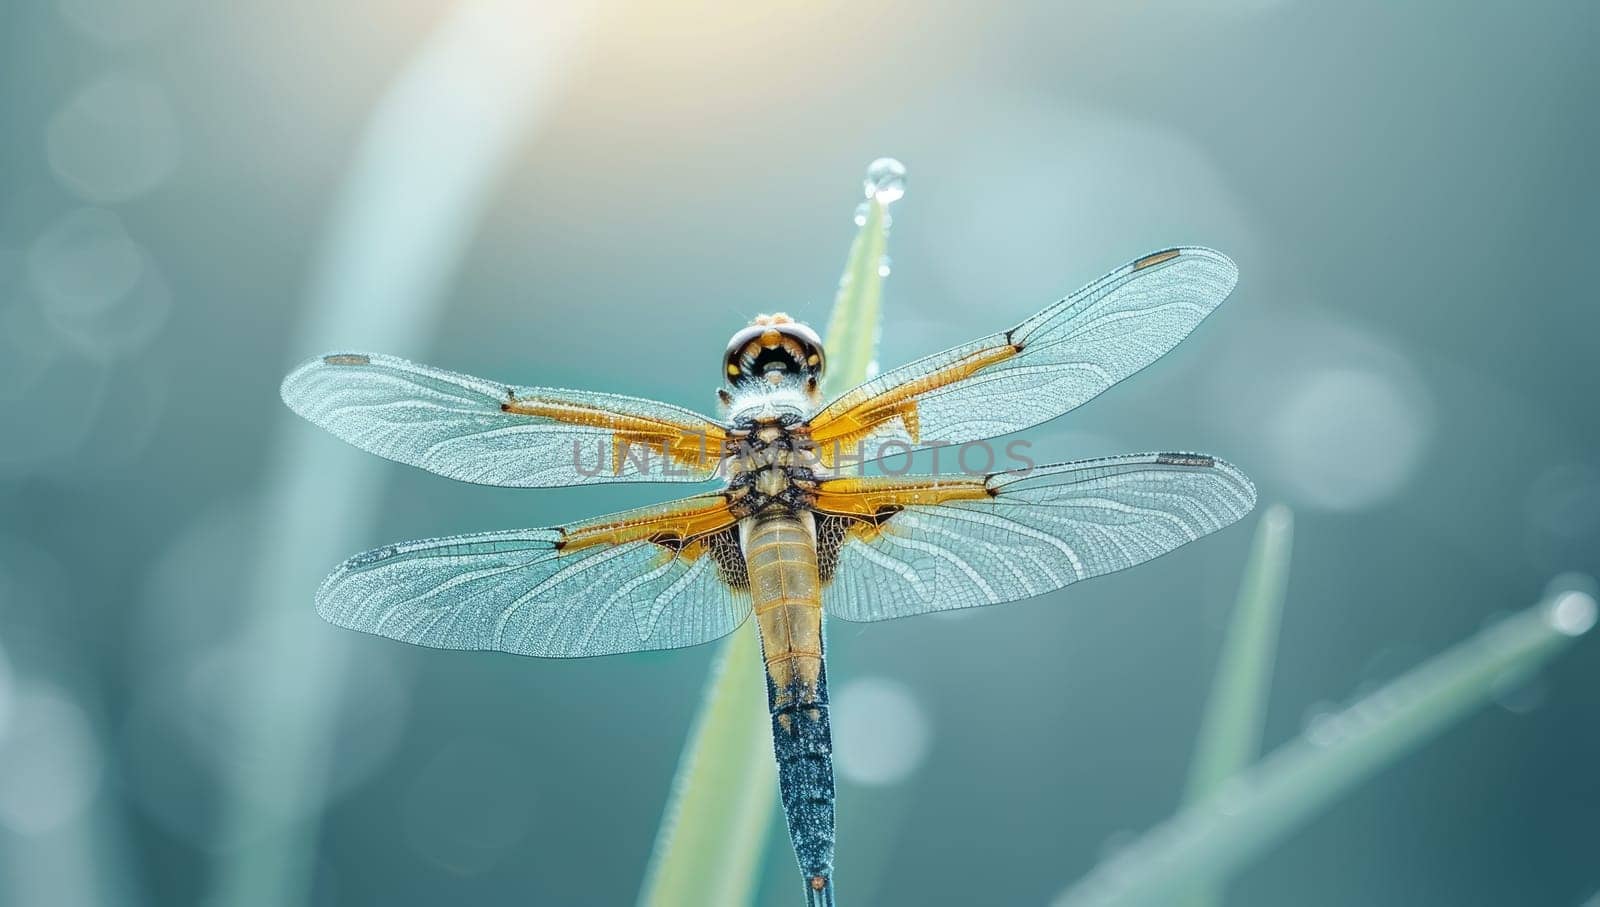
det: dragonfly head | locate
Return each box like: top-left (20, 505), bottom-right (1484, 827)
top-left (723, 313), bottom-right (825, 392)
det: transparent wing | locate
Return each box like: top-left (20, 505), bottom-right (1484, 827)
top-left (282, 352), bottom-right (727, 487)
top-left (815, 453), bottom-right (1255, 622)
top-left (807, 248), bottom-right (1237, 465)
top-left (317, 493), bottom-right (751, 657)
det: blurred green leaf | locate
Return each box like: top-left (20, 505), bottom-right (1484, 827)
top-left (1055, 587), bottom-right (1596, 907)
top-left (639, 167), bottom-right (896, 907)
top-left (638, 625), bottom-right (775, 907)
top-left (210, 5), bottom-right (592, 906)
top-left (1176, 503), bottom-right (1294, 907)
top-left (820, 197), bottom-right (887, 398)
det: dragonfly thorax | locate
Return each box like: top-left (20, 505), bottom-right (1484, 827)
top-left (719, 380), bottom-right (818, 426)
top-left (724, 418), bottom-right (820, 519)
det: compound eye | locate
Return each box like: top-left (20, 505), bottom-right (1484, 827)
top-left (723, 317), bottom-right (825, 387)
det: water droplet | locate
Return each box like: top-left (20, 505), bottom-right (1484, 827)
top-left (877, 255), bottom-right (892, 278)
top-left (862, 157), bottom-right (906, 205)
top-left (1304, 711), bottom-right (1346, 747)
top-left (1300, 701), bottom-right (1344, 747)
top-left (47, 75), bottom-right (180, 202)
top-left (1548, 591), bottom-right (1597, 637)
top-left (853, 201), bottom-right (869, 227)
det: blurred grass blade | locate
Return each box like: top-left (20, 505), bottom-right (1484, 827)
top-left (638, 626), bottom-right (775, 905)
top-left (1176, 503), bottom-right (1293, 907)
top-left (820, 197), bottom-right (888, 397)
top-left (1185, 503), bottom-right (1294, 797)
top-left (639, 160), bottom-right (902, 906)
top-left (1055, 587), bottom-right (1597, 907)
top-left (207, 4), bottom-right (593, 906)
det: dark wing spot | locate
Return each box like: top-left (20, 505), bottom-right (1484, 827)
top-left (816, 508), bottom-right (905, 584)
top-left (1156, 453), bottom-right (1215, 468)
top-left (814, 514), bottom-right (850, 584)
top-left (705, 527), bottom-right (749, 589)
top-left (648, 532), bottom-right (686, 552)
top-left (1133, 249), bottom-right (1182, 271)
top-left (323, 353), bottom-right (371, 366)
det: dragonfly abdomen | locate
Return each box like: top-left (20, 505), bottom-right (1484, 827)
top-left (743, 512), bottom-right (837, 907)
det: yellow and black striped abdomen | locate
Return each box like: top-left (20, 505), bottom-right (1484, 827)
top-left (743, 512), bottom-right (835, 903)
top-left (746, 513), bottom-right (824, 707)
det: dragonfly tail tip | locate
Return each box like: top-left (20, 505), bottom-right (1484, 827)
top-left (804, 875), bottom-right (836, 907)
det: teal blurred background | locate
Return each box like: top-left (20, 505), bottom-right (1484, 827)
top-left (2, 1), bottom-right (1597, 905)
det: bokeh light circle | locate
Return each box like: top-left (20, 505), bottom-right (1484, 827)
top-left (0, 684), bottom-right (103, 835)
top-left (832, 676), bottom-right (931, 786)
top-left (1264, 366), bottom-right (1430, 512)
top-left (924, 107), bottom-right (1259, 342)
top-left (47, 75), bottom-right (180, 202)
top-left (26, 208), bottom-right (173, 360)
top-left (27, 208), bottom-right (144, 311)
top-left (0, 249), bottom-right (67, 396)
top-left (1204, 311), bottom-right (1434, 513)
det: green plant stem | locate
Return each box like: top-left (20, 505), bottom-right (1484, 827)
top-left (1054, 589), bottom-right (1596, 907)
top-left (1184, 504), bottom-right (1294, 798)
top-left (638, 625), bottom-right (774, 905)
top-left (1175, 503), bottom-right (1294, 907)
top-left (821, 199), bottom-right (887, 398)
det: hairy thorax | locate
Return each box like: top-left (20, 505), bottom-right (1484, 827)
top-left (723, 415), bottom-right (821, 519)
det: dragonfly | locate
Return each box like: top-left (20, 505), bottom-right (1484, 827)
top-left (281, 246), bottom-right (1255, 907)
